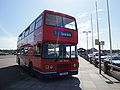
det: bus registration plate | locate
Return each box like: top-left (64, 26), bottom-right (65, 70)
top-left (59, 72), bottom-right (68, 76)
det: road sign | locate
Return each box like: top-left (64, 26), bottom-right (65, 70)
top-left (95, 39), bottom-right (99, 45)
top-left (100, 41), bottom-right (105, 45)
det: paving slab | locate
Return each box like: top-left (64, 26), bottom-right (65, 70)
top-left (74, 56), bottom-right (120, 90)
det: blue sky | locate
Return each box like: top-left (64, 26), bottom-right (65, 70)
top-left (0, 0), bottom-right (120, 50)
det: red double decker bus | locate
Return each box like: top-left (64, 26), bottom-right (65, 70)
top-left (17, 10), bottom-right (79, 77)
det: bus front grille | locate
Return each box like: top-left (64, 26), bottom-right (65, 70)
top-left (57, 64), bottom-right (71, 72)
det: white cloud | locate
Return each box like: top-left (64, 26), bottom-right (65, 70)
top-left (0, 37), bottom-right (17, 49)
top-left (78, 20), bottom-right (91, 32)
top-left (77, 12), bottom-right (88, 19)
top-left (76, 9), bottom-right (103, 20)
top-left (93, 9), bottom-right (104, 13)
top-left (0, 25), bottom-right (14, 37)
top-left (78, 23), bottom-right (104, 49)
top-left (78, 32), bottom-right (104, 49)
top-left (0, 25), bottom-right (17, 49)
top-left (77, 16), bottom-right (102, 32)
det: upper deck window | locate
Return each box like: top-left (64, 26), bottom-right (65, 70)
top-left (45, 13), bottom-right (76, 30)
top-left (24, 27), bottom-right (29, 37)
top-left (45, 14), bottom-right (63, 27)
top-left (30, 21), bottom-right (35, 33)
top-left (21, 31), bottom-right (25, 39)
top-left (18, 34), bottom-right (22, 41)
top-left (35, 16), bottom-right (42, 29)
top-left (63, 17), bottom-right (76, 30)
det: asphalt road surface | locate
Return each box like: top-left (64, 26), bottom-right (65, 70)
top-left (0, 55), bottom-right (81, 90)
top-left (0, 55), bottom-right (120, 90)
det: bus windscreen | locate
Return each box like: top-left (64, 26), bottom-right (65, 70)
top-left (45, 13), bottom-right (76, 30)
top-left (43, 42), bottom-right (77, 59)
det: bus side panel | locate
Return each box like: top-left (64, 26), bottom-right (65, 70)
top-left (34, 26), bottom-right (43, 44)
top-left (32, 56), bottom-right (42, 71)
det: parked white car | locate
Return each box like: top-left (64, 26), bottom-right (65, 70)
top-left (103, 56), bottom-right (120, 67)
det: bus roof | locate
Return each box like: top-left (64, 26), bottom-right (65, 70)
top-left (43, 10), bottom-right (76, 20)
top-left (18, 10), bottom-right (76, 38)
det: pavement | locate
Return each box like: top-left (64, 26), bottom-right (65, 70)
top-left (0, 55), bottom-right (17, 68)
top-left (0, 55), bottom-right (120, 90)
top-left (77, 56), bottom-right (120, 90)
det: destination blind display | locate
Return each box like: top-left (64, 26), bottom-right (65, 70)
top-left (54, 30), bottom-right (72, 37)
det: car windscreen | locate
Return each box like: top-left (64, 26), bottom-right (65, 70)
top-left (112, 56), bottom-right (120, 60)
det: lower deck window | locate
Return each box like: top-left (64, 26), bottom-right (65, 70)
top-left (43, 42), bottom-right (77, 59)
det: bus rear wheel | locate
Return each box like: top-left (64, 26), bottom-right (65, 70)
top-left (29, 62), bottom-right (34, 76)
top-left (18, 58), bottom-right (20, 66)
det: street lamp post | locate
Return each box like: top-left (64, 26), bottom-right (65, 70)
top-left (95, 1), bottom-right (101, 74)
top-left (106, 0), bottom-right (113, 64)
top-left (83, 31), bottom-right (91, 55)
top-left (91, 14), bottom-right (94, 53)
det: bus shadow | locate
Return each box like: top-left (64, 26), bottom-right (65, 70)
top-left (0, 65), bottom-right (29, 89)
top-left (37, 76), bottom-right (82, 90)
top-left (0, 65), bottom-right (82, 90)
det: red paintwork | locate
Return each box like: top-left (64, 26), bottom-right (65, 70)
top-left (43, 25), bottom-right (78, 44)
top-left (17, 10), bottom-right (79, 74)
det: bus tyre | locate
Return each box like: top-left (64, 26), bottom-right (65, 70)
top-left (29, 62), bottom-right (34, 76)
top-left (18, 58), bottom-right (20, 66)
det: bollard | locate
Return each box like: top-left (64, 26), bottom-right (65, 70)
top-left (89, 58), bottom-right (92, 64)
top-left (87, 56), bottom-right (89, 61)
top-left (104, 61), bottom-right (108, 74)
top-left (94, 60), bottom-right (98, 67)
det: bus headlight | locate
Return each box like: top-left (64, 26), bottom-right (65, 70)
top-left (45, 65), bottom-right (54, 70)
top-left (73, 63), bottom-right (77, 67)
top-left (49, 65), bottom-right (54, 70)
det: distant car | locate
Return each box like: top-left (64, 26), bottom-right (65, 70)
top-left (0, 52), bottom-right (8, 55)
top-left (95, 55), bottom-right (108, 62)
top-left (88, 54), bottom-right (94, 60)
top-left (104, 56), bottom-right (120, 67)
top-left (103, 56), bottom-right (111, 63)
top-left (111, 56), bottom-right (120, 67)
top-left (88, 54), bottom-right (95, 63)
top-left (77, 48), bottom-right (87, 57)
top-left (93, 52), bottom-right (107, 62)
top-left (90, 52), bottom-right (107, 67)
